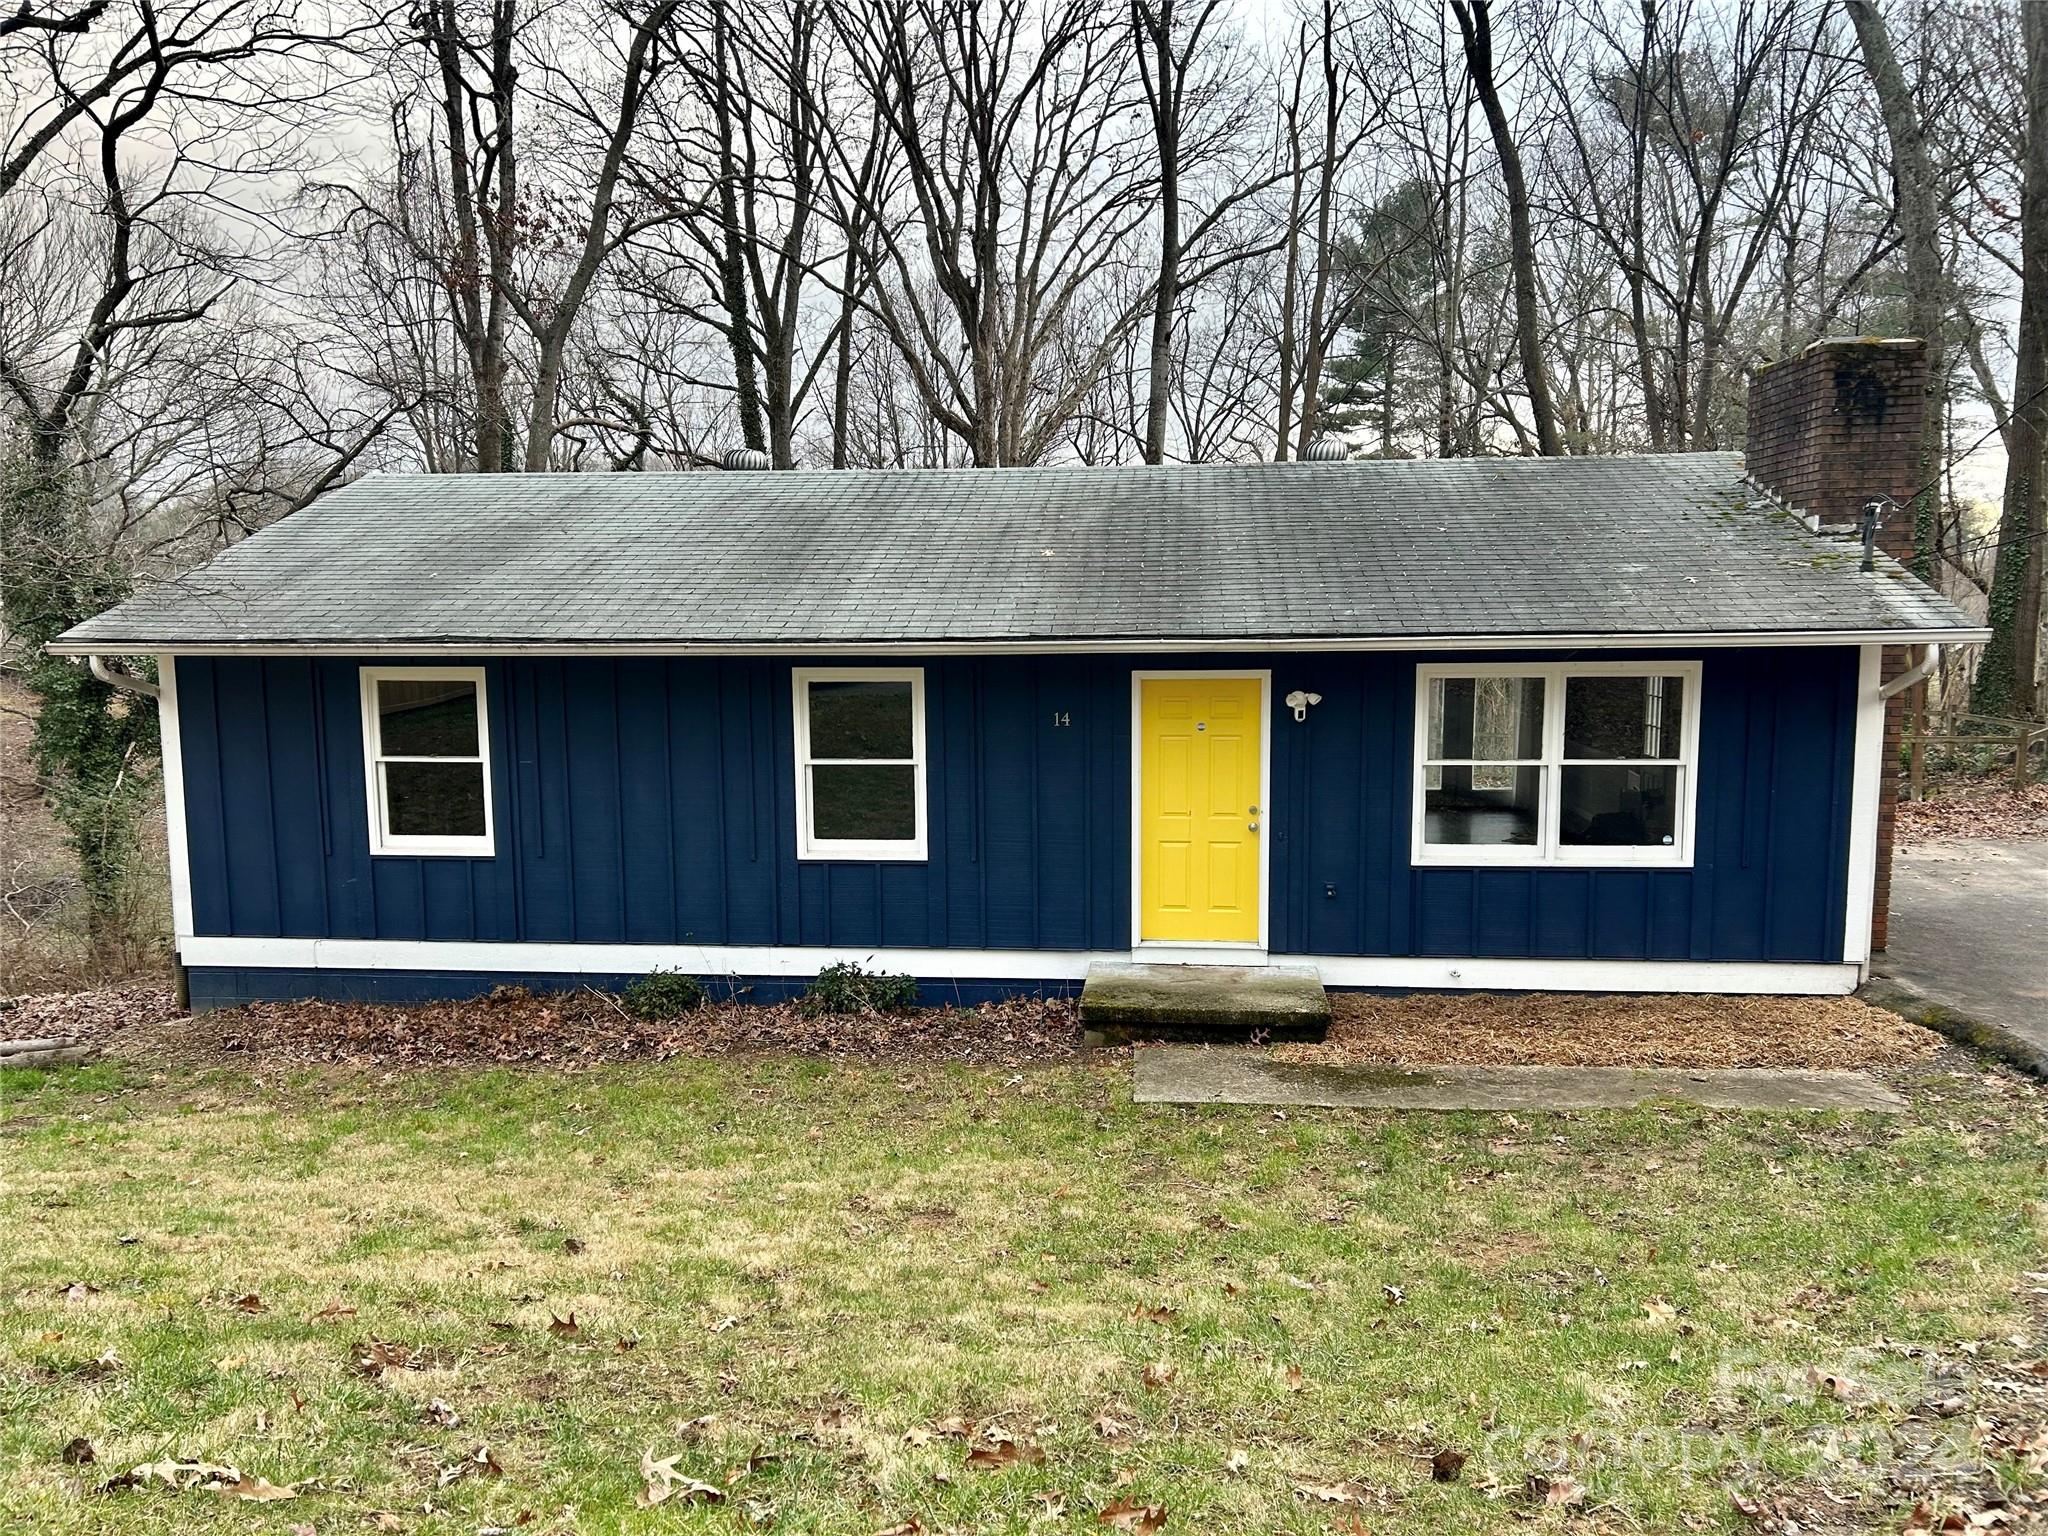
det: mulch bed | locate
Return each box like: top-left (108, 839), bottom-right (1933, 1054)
top-left (1896, 782), bottom-right (2048, 845)
top-left (0, 982), bottom-right (1084, 1070)
top-left (1279, 991), bottom-right (1943, 1071)
top-left (6, 981), bottom-right (1947, 1074)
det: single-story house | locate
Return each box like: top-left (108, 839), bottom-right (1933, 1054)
top-left (52, 339), bottom-right (1984, 1010)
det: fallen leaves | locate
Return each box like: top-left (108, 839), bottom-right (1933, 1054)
top-left (1295, 1478), bottom-right (1373, 1506)
top-left (1429, 1446), bottom-right (1467, 1482)
top-left (547, 1312), bottom-right (580, 1338)
top-left (1097, 1497), bottom-right (1167, 1532)
top-left (1140, 1361), bottom-right (1176, 1391)
top-left (103, 1460), bottom-right (296, 1501)
top-left (124, 984), bottom-right (1085, 1069)
top-left (355, 1339), bottom-right (442, 1378)
top-left (421, 1398), bottom-right (461, 1429)
top-left (1896, 782), bottom-right (2048, 846)
top-left (1522, 1473), bottom-right (1586, 1507)
top-left (964, 1427), bottom-right (1046, 1470)
top-left (437, 1445), bottom-right (504, 1487)
top-left (60, 1437), bottom-right (95, 1465)
top-left (636, 1448), bottom-right (723, 1508)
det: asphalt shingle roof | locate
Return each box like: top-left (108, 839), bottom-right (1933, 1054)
top-left (52, 454), bottom-right (1983, 652)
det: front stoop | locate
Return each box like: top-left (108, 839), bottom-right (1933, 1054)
top-left (1080, 962), bottom-right (1330, 1045)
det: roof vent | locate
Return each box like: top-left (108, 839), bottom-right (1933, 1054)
top-left (1301, 436), bottom-right (1348, 463)
top-left (720, 447), bottom-right (771, 471)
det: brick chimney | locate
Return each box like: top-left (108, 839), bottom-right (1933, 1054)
top-left (1743, 337), bottom-right (1927, 562)
top-left (1744, 336), bottom-right (1931, 957)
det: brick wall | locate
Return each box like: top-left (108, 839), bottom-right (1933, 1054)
top-left (1744, 337), bottom-right (1930, 958)
top-left (1744, 337), bottom-right (1926, 557)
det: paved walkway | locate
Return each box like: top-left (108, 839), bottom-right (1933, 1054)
top-left (1878, 839), bottom-right (2047, 1071)
top-left (1133, 1046), bottom-right (1906, 1114)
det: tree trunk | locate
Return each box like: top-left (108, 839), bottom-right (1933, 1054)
top-left (1846, 0), bottom-right (1948, 579)
top-left (712, 0), bottom-right (766, 453)
top-left (1292, 0), bottom-right (1341, 456)
top-left (1974, 0), bottom-right (2048, 719)
top-left (1451, 0), bottom-right (1561, 455)
top-left (1139, 0), bottom-right (1180, 465)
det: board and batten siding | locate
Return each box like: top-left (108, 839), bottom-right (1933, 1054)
top-left (172, 647), bottom-right (1859, 970)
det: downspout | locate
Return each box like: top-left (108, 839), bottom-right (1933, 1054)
top-left (1879, 643), bottom-right (1940, 700)
top-left (80, 654), bottom-right (184, 1007)
top-left (87, 654), bottom-right (160, 699)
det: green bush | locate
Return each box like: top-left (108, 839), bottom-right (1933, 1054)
top-left (620, 969), bottom-right (708, 1019)
top-left (802, 960), bottom-right (917, 1016)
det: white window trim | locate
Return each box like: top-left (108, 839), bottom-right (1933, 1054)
top-left (360, 666), bottom-right (495, 858)
top-left (792, 666), bottom-right (928, 862)
top-left (1411, 661), bottom-right (1702, 869)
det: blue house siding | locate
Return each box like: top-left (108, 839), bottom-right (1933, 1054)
top-left (173, 646), bottom-right (1858, 978)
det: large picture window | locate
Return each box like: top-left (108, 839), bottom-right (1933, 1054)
top-left (793, 667), bottom-right (927, 861)
top-left (1413, 662), bottom-right (1700, 866)
top-left (360, 667), bottom-right (494, 857)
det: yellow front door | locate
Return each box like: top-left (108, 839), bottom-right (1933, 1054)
top-left (1139, 676), bottom-right (1263, 944)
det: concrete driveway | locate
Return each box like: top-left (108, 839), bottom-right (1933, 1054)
top-left (1878, 839), bottom-right (2047, 1065)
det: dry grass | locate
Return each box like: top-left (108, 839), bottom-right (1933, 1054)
top-left (3, 1048), bottom-right (2045, 1535)
top-left (1281, 991), bottom-right (1943, 1070)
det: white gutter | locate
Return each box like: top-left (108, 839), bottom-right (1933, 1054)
top-left (45, 627), bottom-right (1996, 659)
top-left (1880, 643), bottom-right (1941, 700)
top-left (86, 654), bottom-right (161, 699)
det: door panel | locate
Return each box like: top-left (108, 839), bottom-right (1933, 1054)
top-left (1140, 677), bottom-right (1263, 943)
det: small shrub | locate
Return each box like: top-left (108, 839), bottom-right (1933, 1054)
top-left (802, 960), bottom-right (917, 1016)
top-left (621, 969), bottom-right (708, 1019)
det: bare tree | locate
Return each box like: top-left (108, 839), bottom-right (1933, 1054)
top-left (827, 0), bottom-right (1154, 466)
top-left (1973, 0), bottom-right (2046, 719)
top-left (1449, 0), bottom-right (1559, 454)
top-left (1846, 0), bottom-right (1948, 573)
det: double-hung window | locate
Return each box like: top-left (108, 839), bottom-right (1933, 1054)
top-left (361, 667), bottom-right (494, 856)
top-left (793, 667), bottom-right (927, 860)
top-left (1414, 662), bottom-right (1700, 866)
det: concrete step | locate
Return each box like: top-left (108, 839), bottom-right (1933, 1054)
top-left (1080, 961), bottom-right (1330, 1045)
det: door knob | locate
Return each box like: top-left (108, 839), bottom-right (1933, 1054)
top-left (1248, 822), bottom-right (1260, 832)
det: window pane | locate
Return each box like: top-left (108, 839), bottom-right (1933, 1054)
top-left (1559, 764), bottom-right (1679, 848)
top-left (1430, 675), bottom-right (1544, 761)
top-left (378, 678), bottom-right (479, 757)
top-left (808, 681), bottom-right (913, 760)
top-left (1564, 675), bottom-right (1685, 760)
top-left (1423, 765), bottom-right (1541, 846)
top-left (811, 763), bottom-right (916, 842)
top-left (384, 760), bottom-right (487, 838)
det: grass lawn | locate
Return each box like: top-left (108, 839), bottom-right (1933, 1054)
top-left (3, 1048), bottom-right (2044, 1533)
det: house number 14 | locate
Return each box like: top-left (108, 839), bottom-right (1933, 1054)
top-left (1050, 711), bottom-right (1071, 728)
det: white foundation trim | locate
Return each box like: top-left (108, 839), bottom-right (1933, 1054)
top-left (176, 936), bottom-right (1861, 996)
top-left (1841, 643), bottom-right (1886, 972)
top-left (157, 654), bottom-right (195, 945)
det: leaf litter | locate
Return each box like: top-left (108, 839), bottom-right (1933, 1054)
top-left (40, 982), bottom-right (1087, 1070)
